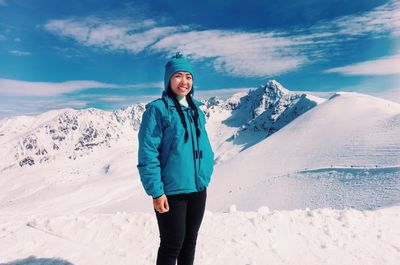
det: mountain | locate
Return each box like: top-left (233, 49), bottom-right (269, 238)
top-left (1, 81), bottom-right (399, 264)
top-left (1, 81), bottom-right (399, 215)
top-left (203, 80), bottom-right (323, 163)
top-left (0, 80), bottom-right (326, 216)
top-left (0, 80), bottom-right (320, 169)
top-left (0, 105), bottom-right (145, 170)
top-left (208, 91), bottom-right (400, 211)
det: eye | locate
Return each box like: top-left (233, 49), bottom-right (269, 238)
top-left (173, 73), bottom-right (182, 78)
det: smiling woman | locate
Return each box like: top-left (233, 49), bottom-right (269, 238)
top-left (137, 52), bottom-right (214, 265)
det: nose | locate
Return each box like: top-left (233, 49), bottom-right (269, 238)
top-left (181, 76), bottom-right (189, 85)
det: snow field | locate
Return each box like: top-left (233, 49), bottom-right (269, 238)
top-left (1, 206), bottom-right (399, 265)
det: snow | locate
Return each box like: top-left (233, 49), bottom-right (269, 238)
top-left (208, 91), bottom-right (400, 211)
top-left (1, 81), bottom-right (400, 264)
top-left (1, 206), bottom-right (399, 265)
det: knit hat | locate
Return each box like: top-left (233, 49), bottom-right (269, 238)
top-left (164, 52), bottom-right (194, 93)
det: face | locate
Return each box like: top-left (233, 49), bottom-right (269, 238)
top-left (169, 71), bottom-right (193, 97)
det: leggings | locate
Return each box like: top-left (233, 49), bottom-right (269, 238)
top-left (155, 189), bottom-right (207, 265)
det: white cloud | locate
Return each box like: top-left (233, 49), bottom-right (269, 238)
top-left (44, 18), bottom-right (308, 77)
top-left (44, 17), bottom-right (183, 53)
top-left (0, 98), bottom-right (89, 120)
top-left (325, 54), bottom-right (400, 76)
top-left (0, 78), bottom-right (163, 96)
top-left (96, 96), bottom-right (128, 102)
top-left (368, 87), bottom-right (400, 103)
top-left (151, 30), bottom-right (307, 77)
top-left (0, 34), bottom-right (6, 41)
top-left (193, 87), bottom-right (250, 99)
top-left (0, 0), bottom-right (6, 6)
top-left (129, 81), bottom-right (163, 90)
top-left (43, 0), bottom-right (400, 78)
top-left (339, 0), bottom-right (400, 37)
top-left (9, 50), bottom-right (31, 56)
top-left (304, 0), bottom-right (400, 39)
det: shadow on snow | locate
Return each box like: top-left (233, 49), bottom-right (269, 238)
top-left (0, 256), bottom-right (73, 265)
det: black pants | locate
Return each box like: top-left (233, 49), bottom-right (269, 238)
top-left (155, 189), bottom-right (207, 265)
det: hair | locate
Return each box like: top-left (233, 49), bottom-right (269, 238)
top-left (166, 88), bottom-right (201, 143)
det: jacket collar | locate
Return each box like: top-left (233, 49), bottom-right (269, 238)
top-left (161, 91), bottom-right (203, 110)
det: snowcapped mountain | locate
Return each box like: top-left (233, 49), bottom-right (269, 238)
top-left (1, 80), bottom-right (399, 265)
top-left (204, 80), bottom-right (323, 163)
top-left (1, 80), bottom-right (399, 215)
top-left (0, 105), bottom-right (145, 170)
top-left (0, 80), bottom-right (320, 170)
top-left (208, 91), bottom-right (400, 211)
top-left (0, 79), bottom-right (327, 216)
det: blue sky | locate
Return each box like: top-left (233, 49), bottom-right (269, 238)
top-left (0, 0), bottom-right (399, 118)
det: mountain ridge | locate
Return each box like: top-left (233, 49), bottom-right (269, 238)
top-left (0, 80), bottom-right (321, 169)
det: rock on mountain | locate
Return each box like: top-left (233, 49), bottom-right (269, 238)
top-left (208, 91), bottom-right (400, 211)
top-left (1, 80), bottom-right (320, 169)
top-left (0, 105), bottom-right (145, 170)
top-left (202, 80), bottom-right (323, 163)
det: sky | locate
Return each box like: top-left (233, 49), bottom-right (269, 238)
top-left (0, 0), bottom-right (399, 118)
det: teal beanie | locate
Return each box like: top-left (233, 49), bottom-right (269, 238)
top-left (164, 52), bottom-right (194, 93)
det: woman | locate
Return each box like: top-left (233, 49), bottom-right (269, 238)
top-left (137, 52), bottom-right (214, 265)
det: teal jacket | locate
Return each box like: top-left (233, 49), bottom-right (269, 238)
top-left (137, 91), bottom-right (214, 198)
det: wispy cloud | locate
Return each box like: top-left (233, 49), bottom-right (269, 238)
top-left (0, 78), bottom-right (163, 96)
top-left (0, 34), bottom-right (6, 41)
top-left (43, 0), bottom-right (400, 78)
top-left (151, 30), bottom-right (307, 77)
top-left (0, 94), bottom-right (161, 119)
top-left (371, 87), bottom-right (400, 103)
top-left (0, 97), bottom-right (89, 120)
top-left (302, 0), bottom-right (400, 39)
top-left (9, 50), bottom-right (31, 56)
top-left (43, 18), bottom-right (309, 77)
top-left (44, 17), bottom-right (183, 53)
top-left (0, 0), bottom-right (7, 6)
top-left (195, 87), bottom-right (251, 100)
top-left (95, 96), bottom-right (128, 102)
top-left (325, 54), bottom-right (400, 76)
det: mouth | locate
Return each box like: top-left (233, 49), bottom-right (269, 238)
top-left (178, 86), bottom-right (189, 91)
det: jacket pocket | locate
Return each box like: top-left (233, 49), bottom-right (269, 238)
top-left (197, 112), bottom-right (214, 187)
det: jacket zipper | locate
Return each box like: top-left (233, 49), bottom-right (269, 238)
top-left (187, 111), bottom-right (200, 190)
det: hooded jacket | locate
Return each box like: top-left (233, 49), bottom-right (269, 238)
top-left (137, 90), bottom-right (214, 198)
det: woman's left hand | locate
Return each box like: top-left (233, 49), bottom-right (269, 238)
top-left (153, 194), bottom-right (170, 213)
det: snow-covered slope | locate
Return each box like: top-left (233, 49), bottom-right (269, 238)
top-left (0, 80), bottom-right (321, 171)
top-left (1, 82), bottom-right (399, 215)
top-left (1, 81), bottom-right (400, 265)
top-left (0, 105), bottom-right (145, 169)
top-left (204, 80), bottom-right (322, 164)
top-left (208, 92), bottom-right (400, 211)
top-left (1, 206), bottom-right (399, 265)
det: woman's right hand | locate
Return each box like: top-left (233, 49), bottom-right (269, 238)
top-left (153, 194), bottom-right (170, 213)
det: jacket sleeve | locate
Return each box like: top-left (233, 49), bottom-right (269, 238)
top-left (137, 104), bottom-right (165, 198)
